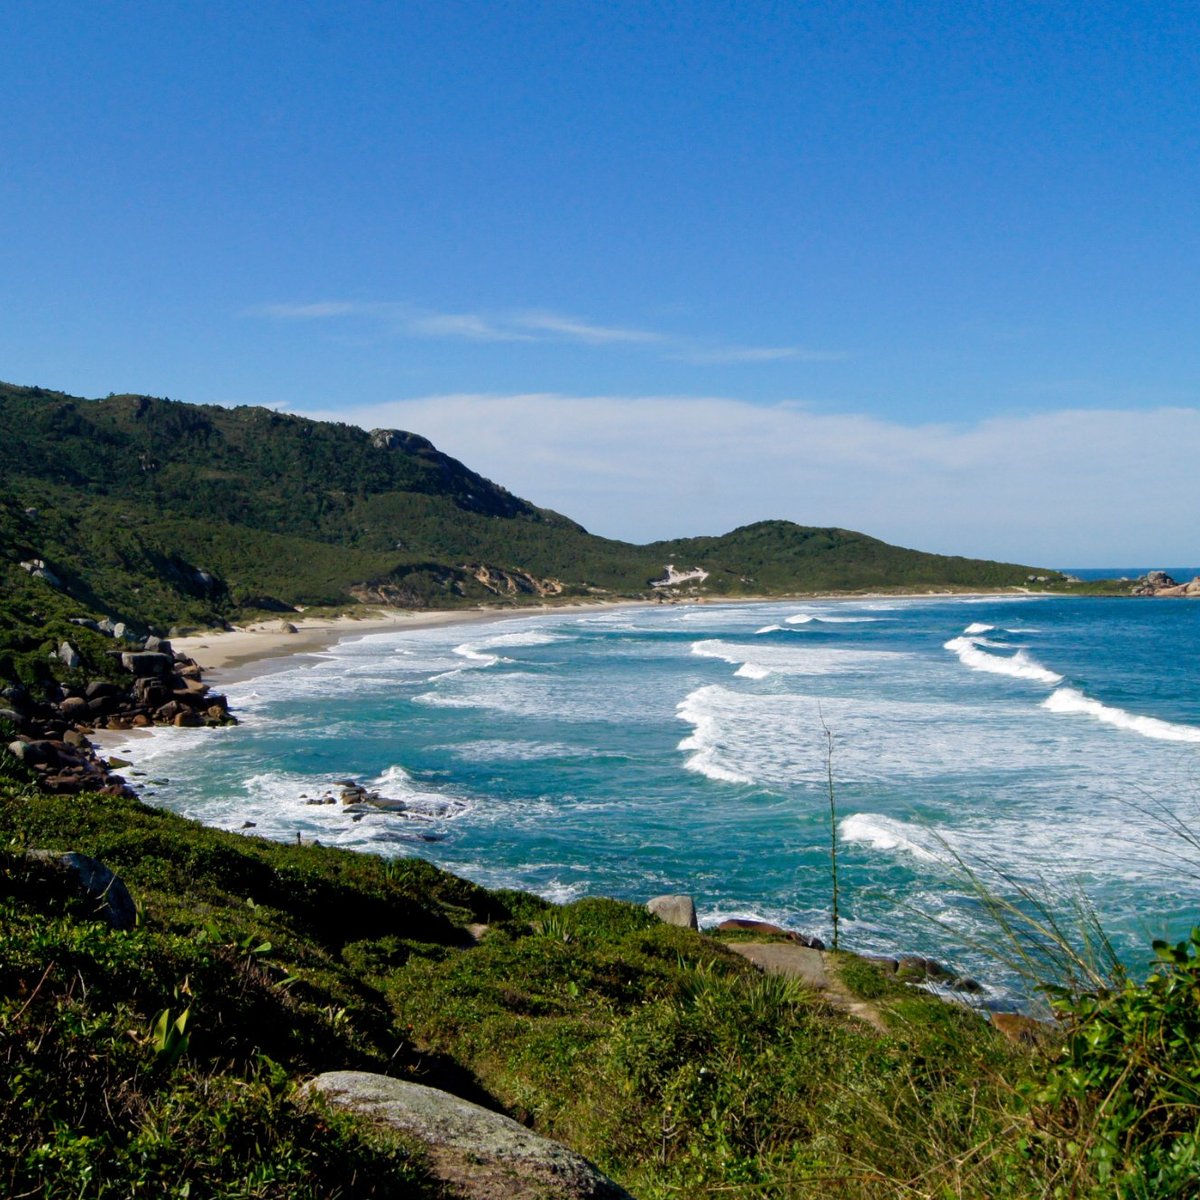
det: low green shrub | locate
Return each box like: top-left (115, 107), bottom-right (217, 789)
top-left (1023, 929), bottom-right (1200, 1196)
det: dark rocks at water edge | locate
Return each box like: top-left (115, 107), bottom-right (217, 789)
top-left (300, 780), bottom-right (466, 824)
top-left (715, 917), bottom-right (827, 951)
top-left (2, 635), bottom-right (236, 798)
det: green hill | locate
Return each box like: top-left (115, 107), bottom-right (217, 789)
top-left (0, 380), bottom-right (1055, 677)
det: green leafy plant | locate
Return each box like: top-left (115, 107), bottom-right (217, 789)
top-left (1027, 929), bottom-right (1200, 1195)
top-left (146, 1004), bottom-right (191, 1068)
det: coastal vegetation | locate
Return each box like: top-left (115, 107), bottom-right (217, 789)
top-left (2, 762), bottom-right (1198, 1197)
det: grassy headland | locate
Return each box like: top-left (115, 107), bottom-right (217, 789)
top-left (2, 761), bottom-right (1198, 1197)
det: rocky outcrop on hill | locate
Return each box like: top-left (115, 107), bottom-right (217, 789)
top-left (304, 1072), bottom-right (636, 1200)
top-left (468, 564), bottom-right (565, 597)
top-left (646, 894), bottom-right (698, 930)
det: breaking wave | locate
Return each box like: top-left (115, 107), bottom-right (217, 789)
top-left (1042, 688), bottom-right (1200, 743)
top-left (735, 662), bottom-right (772, 680)
top-left (839, 813), bottom-right (942, 863)
top-left (676, 685), bottom-right (754, 784)
top-left (785, 613), bottom-right (883, 625)
top-left (943, 636), bottom-right (1062, 685)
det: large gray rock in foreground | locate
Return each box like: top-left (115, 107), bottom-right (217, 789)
top-left (304, 1072), bottom-right (635, 1200)
top-left (646, 893), bottom-right (697, 930)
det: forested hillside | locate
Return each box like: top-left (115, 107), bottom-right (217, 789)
top-left (0, 381), bottom-right (1053, 669)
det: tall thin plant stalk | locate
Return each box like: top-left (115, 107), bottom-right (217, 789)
top-left (819, 705), bottom-right (840, 951)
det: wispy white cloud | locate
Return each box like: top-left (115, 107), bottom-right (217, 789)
top-left (407, 312), bottom-right (535, 341)
top-left (512, 311), bottom-right (664, 345)
top-left (249, 301), bottom-right (376, 319)
top-left (249, 299), bottom-right (836, 363)
top-left (298, 391), bottom-right (1200, 564)
top-left (673, 345), bottom-right (847, 365)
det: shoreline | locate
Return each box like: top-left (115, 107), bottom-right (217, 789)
top-left (171, 588), bottom-right (1054, 685)
top-left (93, 586), bottom-right (1109, 1009)
top-left (170, 599), bottom-right (662, 684)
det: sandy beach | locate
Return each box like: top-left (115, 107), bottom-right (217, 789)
top-left (171, 608), bottom-right (509, 683)
top-left (170, 600), bottom-right (662, 684)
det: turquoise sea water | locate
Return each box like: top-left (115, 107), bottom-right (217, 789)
top-left (110, 596), bottom-right (1200, 1000)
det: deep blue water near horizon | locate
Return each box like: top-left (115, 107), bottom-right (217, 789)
top-left (110, 596), bottom-right (1200, 1003)
top-left (1063, 567), bottom-right (1200, 580)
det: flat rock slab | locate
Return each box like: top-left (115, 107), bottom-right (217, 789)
top-left (725, 943), bottom-right (887, 1030)
top-left (726, 942), bottom-right (829, 988)
top-left (305, 1071), bottom-right (635, 1200)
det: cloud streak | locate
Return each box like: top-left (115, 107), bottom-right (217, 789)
top-left (249, 300), bottom-right (836, 363)
top-left (406, 312), bottom-right (536, 341)
top-left (672, 345), bottom-right (847, 364)
top-left (297, 391), bottom-right (1200, 564)
top-left (512, 311), bottom-right (664, 344)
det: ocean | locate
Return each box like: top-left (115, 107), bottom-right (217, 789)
top-left (109, 595), bottom-right (1200, 1002)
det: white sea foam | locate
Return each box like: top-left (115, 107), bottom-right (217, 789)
top-left (450, 628), bottom-right (566, 668)
top-left (943, 636), bottom-right (1062, 685)
top-left (477, 630), bottom-right (566, 649)
top-left (453, 643), bottom-right (502, 666)
top-left (755, 624), bottom-right (784, 634)
top-left (839, 813), bottom-right (942, 863)
top-left (785, 614), bottom-right (816, 624)
top-left (692, 639), bottom-right (907, 678)
top-left (371, 763), bottom-right (412, 786)
top-left (676, 685), bottom-right (755, 784)
top-left (963, 622), bottom-right (995, 635)
top-left (735, 662), bottom-right (772, 680)
top-left (1043, 687), bottom-right (1200, 743)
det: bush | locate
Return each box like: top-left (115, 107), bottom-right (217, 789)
top-left (1027, 929), bottom-right (1200, 1195)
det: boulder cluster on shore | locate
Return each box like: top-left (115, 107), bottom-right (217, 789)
top-left (2, 633), bottom-right (234, 798)
top-left (1131, 569), bottom-right (1200, 597)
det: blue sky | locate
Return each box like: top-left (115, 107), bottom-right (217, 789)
top-left (3, 2), bottom-right (1198, 562)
